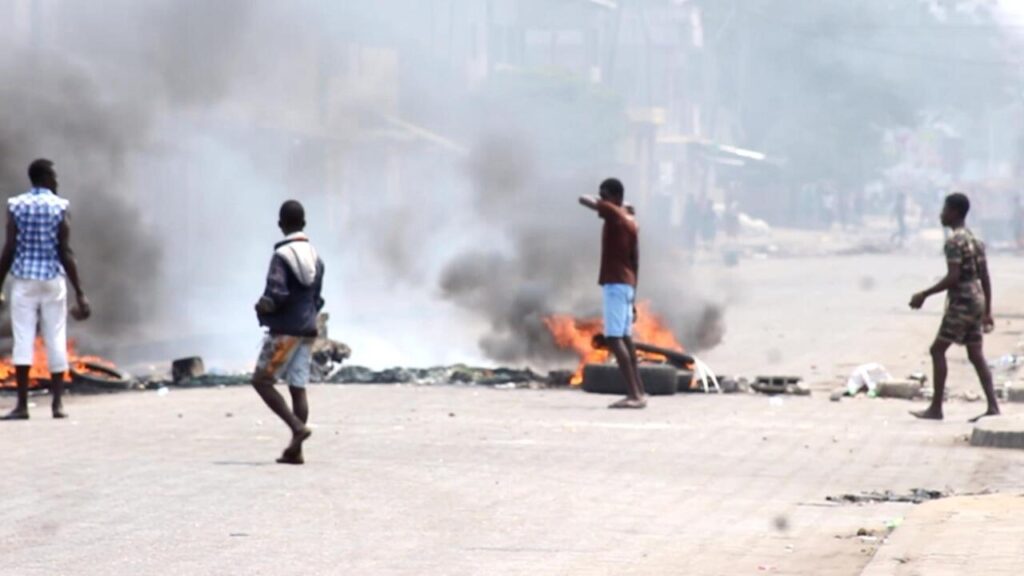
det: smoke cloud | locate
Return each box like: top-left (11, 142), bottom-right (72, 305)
top-left (0, 0), bottom-right (258, 350)
top-left (0, 1), bottom-right (725, 369)
top-left (0, 50), bottom-right (160, 337)
top-left (437, 77), bottom-right (725, 367)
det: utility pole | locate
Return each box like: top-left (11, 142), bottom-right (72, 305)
top-left (603, 0), bottom-right (623, 86)
top-left (29, 0), bottom-right (42, 50)
top-left (735, 0), bottom-right (748, 142)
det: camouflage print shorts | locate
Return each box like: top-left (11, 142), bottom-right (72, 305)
top-left (254, 334), bottom-right (315, 388)
top-left (938, 286), bottom-right (985, 346)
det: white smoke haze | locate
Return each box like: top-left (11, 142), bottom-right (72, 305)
top-left (67, 1), bottom-right (1024, 372)
top-left (0, 0), bottom-right (727, 371)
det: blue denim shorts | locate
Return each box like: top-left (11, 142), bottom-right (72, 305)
top-left (602, 284), bottom-right (635, 338)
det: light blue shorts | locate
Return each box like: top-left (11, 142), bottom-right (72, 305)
top-left (602, 284), bottom-right (635, 338)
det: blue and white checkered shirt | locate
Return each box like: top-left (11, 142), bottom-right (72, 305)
top-left (8, 188), bottom-right (69, 281)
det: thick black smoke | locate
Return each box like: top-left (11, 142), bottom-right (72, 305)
top-left (0, 2), bottom-right (725, 368)
top-left (0, 53), bottom-right (159, 336)
top-left (0, 1), bottom-right (255, 344)
top-left (437, 76), bottom-right (726, 367)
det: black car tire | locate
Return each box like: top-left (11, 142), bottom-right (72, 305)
top-left (581, 363), bottom-right (678, 396)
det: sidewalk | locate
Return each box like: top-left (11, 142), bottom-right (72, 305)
top-left (861, 494), bottom-right (1024, 576)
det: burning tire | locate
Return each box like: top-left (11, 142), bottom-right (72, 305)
top-left (581, 363), bottom-right (678, 396)
top-left (71, 362), bottom-right (132, 390)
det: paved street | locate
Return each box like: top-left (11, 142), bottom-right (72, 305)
top-left (3, 385), bottom-right (1024, 575)
top-left (6, 251), bottom-right (1024, 575)
top-left (700, 252), bottom-right (1024, 390)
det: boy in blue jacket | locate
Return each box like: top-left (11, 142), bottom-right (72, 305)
top-left (252, 200), bottom-right (324, 464)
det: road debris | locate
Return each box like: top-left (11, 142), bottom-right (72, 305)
top-left (846, 363), bottom-right (890, 396)
top-left (752, 376), bottom-right (808, 396)
top-left (171, 357), bottom-right (206, 383)
top-left (826, 488), bottom-right (947, 505)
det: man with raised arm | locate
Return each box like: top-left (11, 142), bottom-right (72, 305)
top-left (580, 178), bottom-right (645, 409)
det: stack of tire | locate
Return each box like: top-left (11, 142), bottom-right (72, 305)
top-left (581, 363), bottom-right (691, 396)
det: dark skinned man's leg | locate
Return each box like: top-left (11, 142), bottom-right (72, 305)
top-left (607, 336), bottom-right (646, 408)
top-left (1, 365), bottom-right (31, 420)
top-left (289, 386), bottom-right (308, 424)
top-left (625, 335), bottom-right (645, 397)
top-left (51, 371), bottom-right (68, 419)
top-left (277, 386), bottom-right (310, 465)
top-left (252, 375), bottom-right (311, 455)
top-left (967, 341), bottom-right (1000, 423)
top-left (912, 339), bottom-right (950, 420)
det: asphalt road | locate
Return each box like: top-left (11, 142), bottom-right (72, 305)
top-left (3, 385), bottom-right (1023, 575)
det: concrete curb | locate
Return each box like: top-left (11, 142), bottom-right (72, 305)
top-left (861, 495), bottom-right (1024, 575)
top-left (970, 415), bottom-right (1024, 449)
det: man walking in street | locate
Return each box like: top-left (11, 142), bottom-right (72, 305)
top-left (580, 178), bottom-right (646, 409)
top-left (910, 192), bottom-right (1000, 422)
top-left (252, 200), bottom-right (323, 464)
top-left (0, 159), bottom-right (91, 420)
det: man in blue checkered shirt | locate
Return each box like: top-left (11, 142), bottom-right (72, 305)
top-left (0, 159), bottom-right (91, 420)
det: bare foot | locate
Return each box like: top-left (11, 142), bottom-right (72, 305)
top-left (609, 397), bottom-right (647, 409)
top-left (1, 409), bottom-right (29, 421)
top-left (968, 409), bottom-right (1000, 424)
top-left (285, 426), bottom-right (312, 455)
top-left (276, 449), bottom-right (304, 465)
top-left (52, 405), bottom-right (68, 419)
top-left (910, 409), bottom-right (943, 421)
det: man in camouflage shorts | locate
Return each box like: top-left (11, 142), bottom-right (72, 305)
top-left (251, 200), bottom-right (324, 464)
top-left (910, 193), bottom-right (999, 422)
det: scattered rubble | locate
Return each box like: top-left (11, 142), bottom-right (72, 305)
top-left (846, 363), bottom-right (891, 396)
top-left (837, 526), bottom-right (888, 545)
top-left (172, 357), bottom-right (205, 383)
top-left (329, 365), bottom-right (555, 387)
top-left (143, 374), bottom-right (251, 389)
top-left (133, 364), bottom-right (564, 390)
top-left (991, 354), bottom-right (1022, 374)
top-left (875, 379), bottom-right (923, 400)
top-left (715, 376), bottom-right (748, 394)
top-left (834, 367), bottom-right (927, 401)
top-left (311, 313), bottom-right (353, 381)
top-left (751, 376), bottom-right (809, 396)
top-left (1005, 384), bottom-right (1024, 403)
top-left (826, 488), bottom-right (948, 505)
top-left (311, 339), bottom-right (352, 382)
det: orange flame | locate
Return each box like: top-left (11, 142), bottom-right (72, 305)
top-left (544, 301), bottom-right (685, 385)
top-left (0, 338), bottom-right (116, 388)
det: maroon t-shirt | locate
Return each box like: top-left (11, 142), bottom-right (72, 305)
top-left (597, 200), bottom-right (639, 286)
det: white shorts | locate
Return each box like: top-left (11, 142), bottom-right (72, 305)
top-left (10, 277), bottom-right (68, 373)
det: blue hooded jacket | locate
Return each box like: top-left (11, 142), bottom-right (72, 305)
top-left (256, 233), bottom-right (325, 337)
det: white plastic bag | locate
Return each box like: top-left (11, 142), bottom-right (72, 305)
top-left (847, 363), bottom-right (892, 395)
